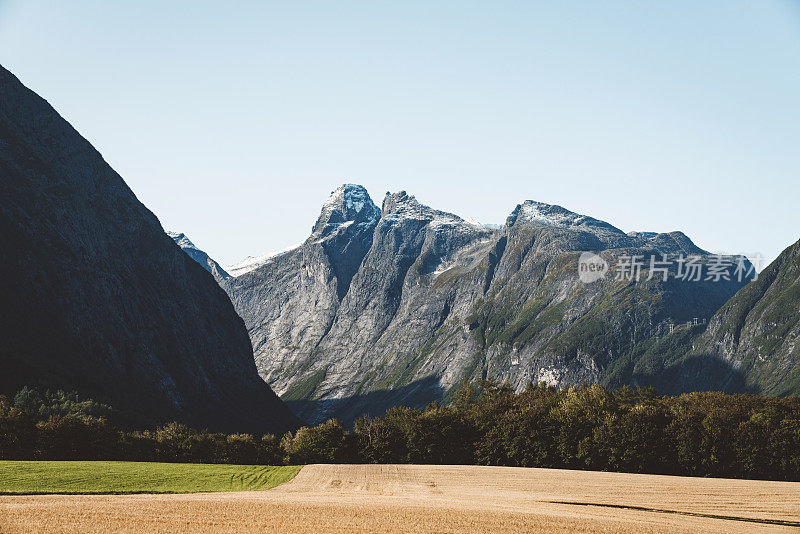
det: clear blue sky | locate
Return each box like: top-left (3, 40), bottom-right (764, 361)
top-left (1, 1), bottom-right (798, 267)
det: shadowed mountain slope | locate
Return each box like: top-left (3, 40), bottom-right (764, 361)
top-left (637, 239), bottom-right (800, 395)
top-left (0, 65), bottom-right (298, 434)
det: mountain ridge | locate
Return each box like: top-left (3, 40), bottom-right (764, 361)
top-left (168, 231), bottom-right (231, 282)
top-left (222, 184), bottom-right (753, 424)
top-left (226, 189), bottom-right (709, 281)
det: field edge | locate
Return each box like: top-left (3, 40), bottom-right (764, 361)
top-left (0, 460), bottom-right (303, 495)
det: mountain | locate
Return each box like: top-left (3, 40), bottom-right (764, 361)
top-left (223, 184), bottom-right (752, 424)
top-left (168, 231), bottom-right (231, 282)
top-left (225, 244), bottom-right (302, 278)
top-left (0, 65), bottom-right (298, 434)
top-left (638, 239), bottom-right (800, 395)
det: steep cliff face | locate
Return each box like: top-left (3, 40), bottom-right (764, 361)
top-left (168, 232), bottom-right (231, 283)
top-left (224, 184), bottom-right (752, 424)
top-left (223, 184), bottom-right (383, 401)
top-left (0, 65), bottom-right (298, 434)
top-left (639, 239), bottom-right (800, 395)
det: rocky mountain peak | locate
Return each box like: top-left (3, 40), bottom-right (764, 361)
top-left (167, 231), bottom-right (196, 250)
top-left (312, 184), bottom-right (380, 238)
top-left (381, 190), bottom-right (475, 230)
top-left (627, 231), bottom-right (659, 239)
top-left (381, 190), bottom-right (419, 215)
top-left (645, 231), bottom-right (706, 255)
top-left (502, 201), bottom-right (708, 254)
top-left (506, 200), bottom-right (625, 235)
top-left (167, 231), bottom-right (231, 282)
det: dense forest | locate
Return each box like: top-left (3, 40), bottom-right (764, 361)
top-left (2, 382), bottom-right (799, 482)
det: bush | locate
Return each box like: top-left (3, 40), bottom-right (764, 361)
top-left (225, 434), bottom-right (259, 465)
top-left (35, 414), bottom-right (118, 460)
top-left (0, 396), bottom-right (36, 459)
top-left (283, 419), bottom-right (354, 464)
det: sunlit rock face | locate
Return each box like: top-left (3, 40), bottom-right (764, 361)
top-left (224, 184), bottom-right (752, 424)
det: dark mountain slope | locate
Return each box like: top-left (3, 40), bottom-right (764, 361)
top-left (0, 65), bottom-right (298, 434)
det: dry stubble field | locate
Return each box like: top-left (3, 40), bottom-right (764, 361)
top-left (2, 464), bottom-right (800, 533)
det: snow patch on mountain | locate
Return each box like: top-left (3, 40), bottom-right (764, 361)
top-left (507, 201), bottom-right (624, 233)
top-left (225, 244), bottom-right (302, 277)
top-left (463, 217), bottom-right (502, 230)
top-left (313, 184), bottom-right (381, 238)
top-left (382, 190), bottom-right (481, 232)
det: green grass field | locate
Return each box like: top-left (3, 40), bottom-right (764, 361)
top-left (0, 461), bottom-right (302, 494)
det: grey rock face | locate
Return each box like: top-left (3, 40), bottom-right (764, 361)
top-left (225, 184), bottom-right (754, 425)
top-left (0, 65), bottom-right (298, 434)
top-left (168, 231), bottom-right (231, 283)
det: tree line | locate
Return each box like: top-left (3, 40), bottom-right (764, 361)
top-left (2, 383), bottom-right (799, 481)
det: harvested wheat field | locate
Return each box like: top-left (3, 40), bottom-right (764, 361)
top-left (2, 464), bottom-right (800, 533)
